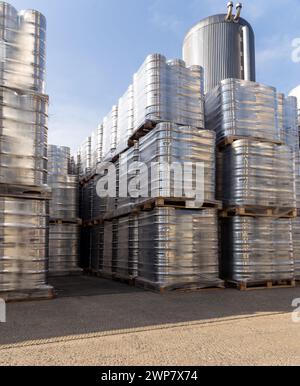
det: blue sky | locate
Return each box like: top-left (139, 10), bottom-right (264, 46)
top-left (9, 0), bottom-right (300, 151)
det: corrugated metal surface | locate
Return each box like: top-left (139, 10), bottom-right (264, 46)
top-left (183, 14), bottom-right (255, 93)
top-left (221, 216), bottom-right (294, 283)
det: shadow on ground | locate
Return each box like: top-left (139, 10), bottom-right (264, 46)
top-left (0, 275), bottom-right (299, 346)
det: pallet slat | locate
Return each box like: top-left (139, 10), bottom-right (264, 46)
top-left (220, 206), bottom-right (297, 218)
top-left (0, 184), bottom-right (52, 200)
top-left (217, 135), bottom-right (283, 149)
top-left (0, 285), bottom-right (55, 303)
top-left (135, 278), bottom-right (225, 294)
top-left (50, 218), bottom-right (82, 225)
top-left (135, 197), bottom-right (222, 212)
top-left (128, 120), bottom-right (158, 146)
top-left (226, 279), bottom-right (296, 291)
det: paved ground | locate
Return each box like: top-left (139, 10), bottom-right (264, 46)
top-left (0, 276), bottom-right (300, 366)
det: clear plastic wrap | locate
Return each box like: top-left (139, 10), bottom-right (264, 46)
top-left (0, 197), bottom-right (48, 292)
top-left (217, 139), bottom-right (296, 208)
top-left (90, 224), bottom-right (104, 272)
top-left (221, 216), bottom-right (294, 283)
top-left (49, 224), bottom-right (80, 275)
top-left (283, 96), bottom-right (299, 150)
top-left (79, 179), bottom-right (93, 222)
top-left (133, 54), bottom-right (204, 132)
top-left (137, 208), bottom-right (221, 288)
top-left (78, 136), bottom-right (92, 177)
top-left (296, 154), bottom-right (300, 209)
top-left (116, 215), bottom-right (138, 279)
top-left (102, 105), bottom-right (118, 160)
top-left (0, 87), bottom-right (48, 186)
top-left (0, 3), bottom-right (46, 93)
top-left (292, 217), bottom-right (300, 280)
top-left (102, 220), bottom-right (118, 276)
top-left (139, 122), bottom-right (216, 202)
top-left (116, 85), bottom-right (134, 155)
top-left (91, 124), bottom-right (103, 170)
top-left (48, 145), bottom-right (79, 220)
top-left (118, 143), bottom-right (139, 212)
top-left (205, 79), bottom-right (281, 143)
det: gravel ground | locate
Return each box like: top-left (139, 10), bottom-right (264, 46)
top-left (0, 276), bottom-right (300, 366)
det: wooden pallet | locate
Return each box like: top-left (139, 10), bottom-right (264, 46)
top-left (135, 278), bottom-right (225, 294)
top-left (226, 279), bottom-right (296, 292)
top-left (0, 184), bottom-right (52, 200)
top-left (83, 216), bottom-right (104, 227)
top-left (0, 285), bottom-right (55, 303)
top-left (128, 120), bottom-right (158, 146)
top-left (50, 218), bottom-right (82, 225)
top-left (135, 197), bottom-right (222, 212)
top-left (220, 206), bottom-right (297, 218)
top-left (217, 135), bottom-right (283, 149)
top-left (79, 172), bottom-right (98, 186)
top-left (104, 205), bottom-right (136, 221)
top-left (48, 269), bottom-right (83, 278)
top-left (113, 273), bottom-right (136, 287)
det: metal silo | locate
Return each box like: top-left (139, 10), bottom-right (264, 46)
top-left (183, 3), bottom-right (256, 93)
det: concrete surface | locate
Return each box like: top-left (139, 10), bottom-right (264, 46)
top-left (0, 276), bottom-right (300, 366)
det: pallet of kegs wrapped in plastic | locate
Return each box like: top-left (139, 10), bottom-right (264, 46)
top-left (205, 79), bottom-right (281, 145)
top-left (220, 216), bottom-right (295, 289)
top-left (49, 223), bottom-right (80, 276)
top-left (135, 208), bottom-right (223, 292)
top-left (116, 85), bottom-right (134, 155)
top-left (78, 53), bottom-right (205, 169)
top-left (48, 146), bottom-right (79, 220)
top-left (0, 2), bottom-right (46, 94)
top-left (115, 215), bottom-right (138, 280)
top-left (102, 220), bottom-right (118, 278)
top-left (281, 96), bottom-right (299, 150)
top-left (78, 136), bottom-right (92, 179)
top-left (0, 2), bottom-right (53, 300)
top-left (117, 143), bottom-right (139, 215)
top-left (218, 139), bottom-right (296, 210)
top-left (0, 86), bottom-right (49, 187)
top-left (0, 197), bottom-right (53, 301)
top-left (138, 122), bottom-right (216, 205)
top-left (89, 224), bottom-right (104, 273)
top-left (48, 145), bottom-right (81, 277)
top-left (91, 124), bottom-right (103, 172)
top-left (102, 106), bottom-right (118, 161)
top-left (133, 55), bottom-right (205, 134)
